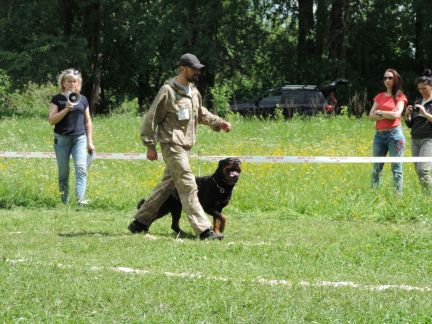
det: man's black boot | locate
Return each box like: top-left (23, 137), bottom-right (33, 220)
top-left (199, 228), bottom-right (223, 240)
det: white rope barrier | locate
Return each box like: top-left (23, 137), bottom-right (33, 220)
top-left (1, 151), bottom-right (432, 163)
top-left (0, 151), bottom-right (56, 159)
top-left (198, 155), bottom-right (432, 163)
top-left (0, 151), bottom-right (148, 160)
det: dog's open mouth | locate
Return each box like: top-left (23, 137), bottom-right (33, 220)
top-left (224, 170), bottom-right (240, 185)
top-left (230, 171), bottom-right (239, 178)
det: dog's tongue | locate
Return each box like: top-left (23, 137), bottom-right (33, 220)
top-left (230, 171), bottom-right (239, 178)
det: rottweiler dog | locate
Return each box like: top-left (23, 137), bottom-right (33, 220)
top-left (136, 157), bottom-right (241, 236)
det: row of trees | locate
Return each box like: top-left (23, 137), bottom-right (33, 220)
top-left (0, 0), bottom-right (431, 114)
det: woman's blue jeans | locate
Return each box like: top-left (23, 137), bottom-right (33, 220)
top-left (54, 133), bottom-right (88, 203)
top-left (371, 126), bottom-right (405, 192)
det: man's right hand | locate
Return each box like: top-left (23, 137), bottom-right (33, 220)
top-left (220, 121), bottom-right (232, 132)
top-left (147, 147), bottom-right (158, 161)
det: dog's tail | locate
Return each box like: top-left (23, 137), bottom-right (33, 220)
top-left (137, 198), bottom-right (145, 210)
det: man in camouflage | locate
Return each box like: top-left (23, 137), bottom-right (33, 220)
top-left (128, 53), bottom-right (231, 240)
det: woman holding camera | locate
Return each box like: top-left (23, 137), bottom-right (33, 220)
top-left (404, 69), bottom-right (432, 191)
top-left (369, 68), bottom-right (407, 193)
top-left (48, 68), bottom-right (94, 205)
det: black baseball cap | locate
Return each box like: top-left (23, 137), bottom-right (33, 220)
top-left (177, 53), bottom-right (205, 69)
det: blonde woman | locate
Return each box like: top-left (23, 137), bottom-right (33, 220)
top-left (48, 68), bottom-right (94, 205)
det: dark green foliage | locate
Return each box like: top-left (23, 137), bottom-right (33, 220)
top-left (0, 69), bottom-right (11, 111)
top-left (0, 0), bottom-right (427, 115)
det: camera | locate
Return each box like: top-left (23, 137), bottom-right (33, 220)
top-left (66, 91), bottom-right (81, 106)
top-left (412, 103), bottom-right (419, 111)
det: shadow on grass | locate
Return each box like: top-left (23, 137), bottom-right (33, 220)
top-left (146, 231), bottom-right (197, 240)
top-left (58, 231), bottom-right (127, 238)
top-left (58, 230), bottom-right (196, 240)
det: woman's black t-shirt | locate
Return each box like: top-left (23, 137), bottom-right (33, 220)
top-left (51, 93), bottom-right (89, 136)
top-left (406, 99), bottom-right (432, 139)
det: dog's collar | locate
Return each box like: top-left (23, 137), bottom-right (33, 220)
top-left (212, 177), bottom-right (226, 194)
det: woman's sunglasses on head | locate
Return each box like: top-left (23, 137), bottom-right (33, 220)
top-left (65, 69), bottom-right (80, 76)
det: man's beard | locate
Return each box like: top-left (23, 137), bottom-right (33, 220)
top-left (186, 74), bottom-right (200, 83)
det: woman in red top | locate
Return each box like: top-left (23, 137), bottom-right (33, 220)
top-left (369, 68), bottom-right (407, 192)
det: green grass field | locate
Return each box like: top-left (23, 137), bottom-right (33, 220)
top-left (1, 114), bottom-right (432, 322)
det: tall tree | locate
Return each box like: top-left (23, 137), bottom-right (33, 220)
top-left (297, 0), bottom-right (314, 81)
top-left (328, 0), bottom-right (348, 77)
top-left (60, 0), bottom-right (75, 36)
top-left (315, 0), bottom-right (330, 60)
top-left (424, 1), bottom-right (432, 69)
top-left (413, 0), bottom-right (429, 73)
top-left (81, 0), bottom-right (105, 114)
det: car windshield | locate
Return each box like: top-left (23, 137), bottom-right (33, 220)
top-left (282, 90), bottom-right (324, 105)
top-left (282, 90), bottom-right (303, 104)
top-left (305, 92), bottom-right (324, 104)
top-left (259, 90), bottom-right (283, 105)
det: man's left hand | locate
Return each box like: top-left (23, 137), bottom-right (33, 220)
top-left (220, 121), bottom-right (231, 132)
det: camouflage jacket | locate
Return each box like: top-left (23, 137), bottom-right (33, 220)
top-left (141, 78), bottom-right (224, 149)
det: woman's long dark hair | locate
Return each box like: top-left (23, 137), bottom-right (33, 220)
top-left (415, 69), bottom-right (432, 86)
top-left (385, 68), bottom-right (403, 104)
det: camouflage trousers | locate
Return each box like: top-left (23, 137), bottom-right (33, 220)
top-left (134, 143), bottom-right (211, 235)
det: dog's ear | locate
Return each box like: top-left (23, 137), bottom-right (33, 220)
top-left (218, 158), bottom-right (231, 169)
